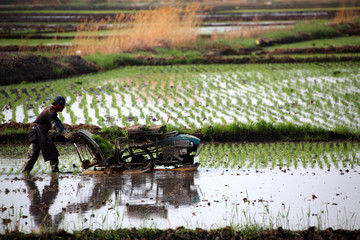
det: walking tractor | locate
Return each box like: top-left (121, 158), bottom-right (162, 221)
top-left (74, 125), bottom-right (203, 174)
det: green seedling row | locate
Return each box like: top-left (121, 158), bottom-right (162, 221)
top-left (3, 141), bottom-right (357, 175)
top-left (197, 142), bottom-right (360, 170)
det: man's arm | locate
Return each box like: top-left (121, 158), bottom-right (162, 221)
top-left (48, 107), bottom-right (74, 139)
top-left (51, 119), bottom-right (66, 133)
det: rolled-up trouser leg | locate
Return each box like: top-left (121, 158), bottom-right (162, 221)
top-left (22, 143), bottom-right (40, 174)
top-left (50, 158), bottom-right (59, 173)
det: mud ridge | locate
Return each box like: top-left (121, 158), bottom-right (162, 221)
top-left (1, 122), bottom-right (358, 144)
top-left (260, 45), bottom-right (360, 55)
top-left (256, 24), bottom-right (360, 47)
top-left (1, 227), bottom-right (359, 240)
top-left (1, 52), bottom-right (360, 86)
top-left (0, 44), bottom-right (69, 52)
top-left (0, 53), bottom-right (101, 85)
top-left (136, 55), bottom-right (360, 65)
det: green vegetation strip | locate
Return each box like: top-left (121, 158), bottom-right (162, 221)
top-left (218, 7), bottom-right (360, 13)
top-left (0, 10), bottom-right (138, 14)
top-left (84, 54), bottom-right (360, 70)
top-left (267, 36), bottom-right (360, 49)
top-left (0, 39), bottom-right (71, 46)
top-left (1, 121), bottom-right (359, 144)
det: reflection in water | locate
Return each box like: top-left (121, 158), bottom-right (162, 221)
top-left (1, 166), bottom-right (359, 232)
top-left (23, 174), bottom-right (62, 231)
top-left (70, 171), bottom-right (201, 220)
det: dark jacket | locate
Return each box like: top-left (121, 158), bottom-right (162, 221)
top-left (29, 105), bottom-right (65, 161)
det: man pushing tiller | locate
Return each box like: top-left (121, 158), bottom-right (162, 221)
top-left (22, 96), bottom-right (73, 174)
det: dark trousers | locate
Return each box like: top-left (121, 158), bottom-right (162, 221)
top-left (22, 143), bottom-right (59, 174)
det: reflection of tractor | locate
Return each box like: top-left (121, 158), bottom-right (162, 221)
top-left (74, 125), bottom-right (203, 173)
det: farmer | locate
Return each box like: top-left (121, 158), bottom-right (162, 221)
top-left (22, 96), bottom-right (73, 174)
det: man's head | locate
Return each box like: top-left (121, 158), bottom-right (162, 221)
top-left (52, 96), bottom-right (67, 112)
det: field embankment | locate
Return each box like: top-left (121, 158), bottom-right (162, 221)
top-left (0, 54), bottom-right (100, 85)
top-left (1, 121), bottom-right (359, 145)
top-left (1, 227), bottom-right (360, 240)
top-left (1, 48), bottom-right (360, 85)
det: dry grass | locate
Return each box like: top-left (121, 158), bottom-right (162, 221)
top-left (67, 3), bottom-right (204, 55)
top-left (332, 0), bottom-right (359, 24)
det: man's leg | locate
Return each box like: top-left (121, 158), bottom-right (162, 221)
top-left (49, 158), bottom-right (59, 173)
top-left (22, 143), bottom-right (40, 174)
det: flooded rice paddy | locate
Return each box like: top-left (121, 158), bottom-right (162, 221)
top-left (0, 142), bottom-right (359, 233)
top-left (1, 63), bottom-right (360, 131)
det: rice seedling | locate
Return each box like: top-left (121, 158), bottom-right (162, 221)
top-left (299, 152), bottom-right (307, 169)
top-left (285, 148), bottom-right (292, 168)
top-left (7, 167), bottom-right (14, 176)
top-left (229, 144), bottom-right (239, 169)
top-left (330, 152), bottom-right (339, 169)
top-left (262, 146), bottom-right (269, 168)
top-left (277, 145), bottom-right (284, 169)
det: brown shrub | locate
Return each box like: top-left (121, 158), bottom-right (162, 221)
top-left (333, 0), bottom-right (359, 24)
top-left (67, 3), bottom-right (205, 55)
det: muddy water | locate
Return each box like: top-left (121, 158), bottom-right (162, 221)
top-left (0, 149), bottom-right (359, 233)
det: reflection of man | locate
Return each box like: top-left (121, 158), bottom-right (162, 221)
top-left (22, 96), bottom-right (73, 174)
top-left (24, 174), bottom-right (62, 230)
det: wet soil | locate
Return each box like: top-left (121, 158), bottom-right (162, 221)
top-left (0, 53), bottom-right (101, 85)
top-left (0, 44), bottom-right (69, 52)
top-left (0, 227), bottom-right (359, 240)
